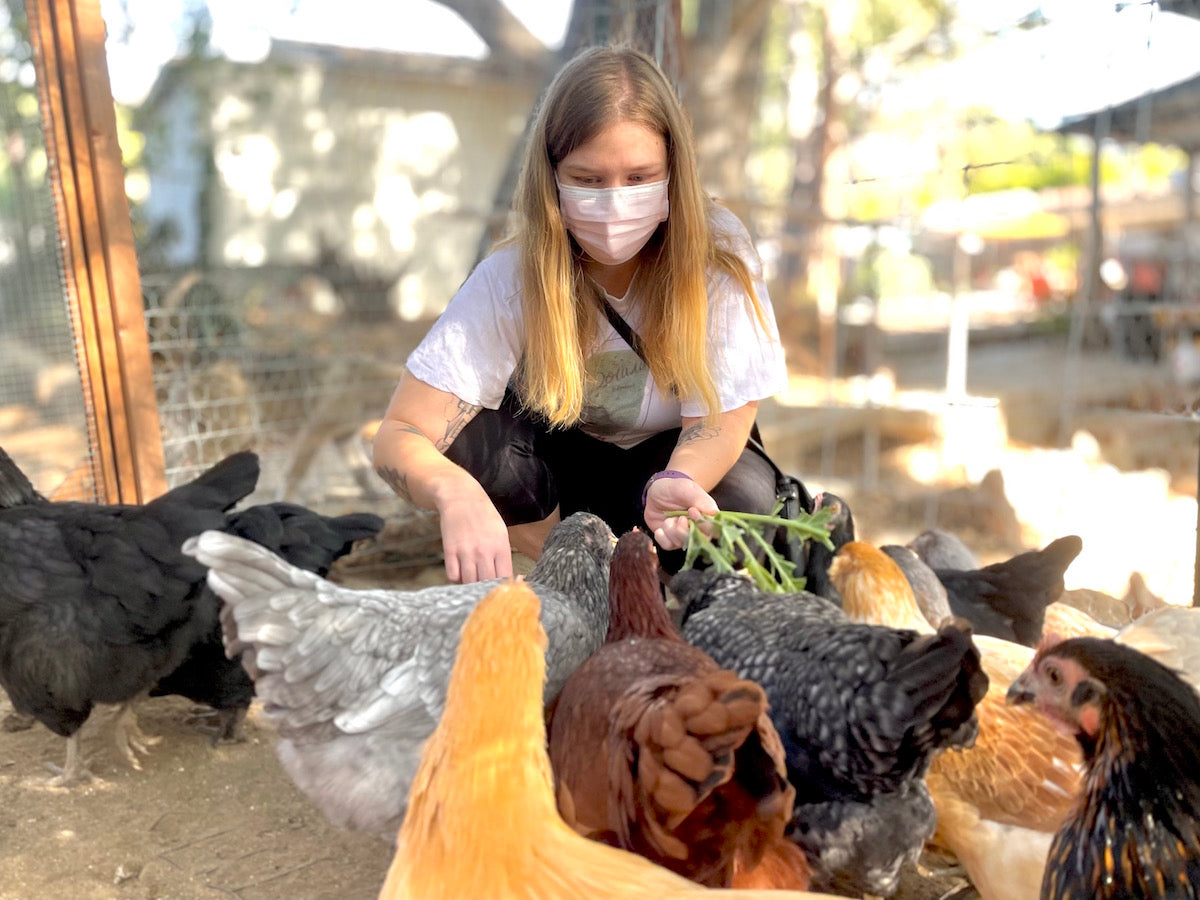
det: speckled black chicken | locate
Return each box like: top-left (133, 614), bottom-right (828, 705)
top-left (1008, 636), bottom-right (1200, 899)
top-left (549, 529), bottom-right (804, 889)
top-left (670, 567), bottom-right (987, 897)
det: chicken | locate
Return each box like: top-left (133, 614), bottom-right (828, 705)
top-left (0, 447), bottom-right (259, 784)
top-left (183, 511), bottom-right (615, 838)
top-left (379, 577), bottom-right (843, 900)
top-left (1113, 605), bottom-right (1200, 693)
top-left (799, 491), bottom-right (855, 602)
top-left (880, 544), bottom-right (954, 626)
top-left (548, 529), bottom-right (802, 889)
top-left (670, 566), bottom-right (986, 897)
top-left (830, 540), bottom-right (1084, 900)
top-left (1007, 636), bottom-right (1200, 899)
top-left (906, 528), bottom-right (979, 571)
top-left (1040, 601), bottom-right (1116, 641)
top-left (933, 535), bottom-right (1084, 646)
top-left (149, 502), bottom-right (384, 742)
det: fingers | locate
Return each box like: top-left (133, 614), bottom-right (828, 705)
top-left (446, 551), bottom-right (514, 584)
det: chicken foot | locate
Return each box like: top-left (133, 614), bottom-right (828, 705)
top-left (44, 733), bottom-right (94, 786)
top-left (181, 706), bottom-right (248, 745)
top-left (111, 698), bottom-right (162, 769)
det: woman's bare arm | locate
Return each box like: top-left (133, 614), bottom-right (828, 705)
top-left (373, 370), bottom-right (513, 582)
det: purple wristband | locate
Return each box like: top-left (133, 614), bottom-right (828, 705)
top-left (641, 469), bottom-right (693, 506)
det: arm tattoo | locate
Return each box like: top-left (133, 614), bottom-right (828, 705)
top-left (375, 465), bottom-right (411, 501)
top-left (437, 400), bottom-right (481, 452)
top-left (678, 422), bottom-right (720, 445)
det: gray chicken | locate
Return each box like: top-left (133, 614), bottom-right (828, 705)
top-left (670, 568), bottom-right (987, 897)
top-left (183, 511), bottom-right (614, 839)
top-left (880, 545), bottom-right (954, 627)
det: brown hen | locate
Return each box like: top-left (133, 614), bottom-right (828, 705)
top-left (1008, 636), bottom-right (1200, 899)
top-left (379, 578), bottom-right (842, 900)
top-left (548, 529), bottom-right (803, 889)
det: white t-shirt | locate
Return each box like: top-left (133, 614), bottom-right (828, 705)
top-left (405, 205), bottom-right (788, 449)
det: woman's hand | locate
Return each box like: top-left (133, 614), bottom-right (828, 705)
top-left (643, 474), bottom-right (717, 551)
top-left (436, 483), bottom-right (514, 583)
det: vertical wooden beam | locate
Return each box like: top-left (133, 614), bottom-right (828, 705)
top-left (27, 0), bottom-right (166, 502)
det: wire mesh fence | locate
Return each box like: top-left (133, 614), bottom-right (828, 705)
top-left (0, 0), bottom-right (94, 499)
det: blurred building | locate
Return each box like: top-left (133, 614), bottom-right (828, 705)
top-left (136, 40), bottom-right (541, 320)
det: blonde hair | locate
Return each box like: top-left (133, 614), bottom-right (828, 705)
top-left (506, 45), bottom-right (764, 428)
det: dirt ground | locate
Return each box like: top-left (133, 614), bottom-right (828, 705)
top-left (1, 332), bottom-right (1196, 900)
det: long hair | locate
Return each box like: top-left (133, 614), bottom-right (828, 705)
top-left (506, 45), bottom-right (764, 427)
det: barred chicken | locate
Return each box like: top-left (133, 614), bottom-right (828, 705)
top-left (671, 566), bottom-right (986, 896)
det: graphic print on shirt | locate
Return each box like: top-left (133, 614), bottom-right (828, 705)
top-left (580, 348), bottom-right (649, 437)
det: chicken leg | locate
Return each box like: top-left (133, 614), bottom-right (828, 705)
top-left (111, 698), bottom-right (161, 769)
top-left (44, 733), bottom-right (93, 786)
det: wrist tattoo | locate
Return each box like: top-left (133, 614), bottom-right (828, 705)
top-left (375, 465), bottom-right (412, 501)
top-left (678, 422), bottom-right (719, 445)
top-left (438, 400), bottom-right (481, 452)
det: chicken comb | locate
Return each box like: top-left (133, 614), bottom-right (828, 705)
top-left (1032, 631), bottom-right (1066, 660)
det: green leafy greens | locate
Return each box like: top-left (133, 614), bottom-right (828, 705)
top-left (673, 504), bottom-right (835, 593)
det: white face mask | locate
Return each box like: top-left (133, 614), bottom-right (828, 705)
top-left (556, 179), bottom-right (670, 266)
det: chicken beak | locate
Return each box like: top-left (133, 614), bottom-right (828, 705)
top-left (1005, 672), bottom-right (1037, 706)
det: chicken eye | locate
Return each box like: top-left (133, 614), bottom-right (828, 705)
top-left (1045, 665), bottom-right (1062, 686)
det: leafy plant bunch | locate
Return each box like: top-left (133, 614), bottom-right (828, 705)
top-left (672, 502), bottom-right (835, 593)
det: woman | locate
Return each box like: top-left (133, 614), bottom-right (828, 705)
top-left (372, 45), bottom-right (788, 584)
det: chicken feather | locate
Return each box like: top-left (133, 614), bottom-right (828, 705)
top-left (549, 529), bottom-right (800, 888)
top-left (1008, 637), bottom-right (1200, 899)
top-left (829, 540), bottom-right (1083, 900)
top-left (671, 564), bottom-right (986, 897)
top-left (184, 510), bottom-right (615, 838)
top-left (379, 577), bottom-right (843, 900)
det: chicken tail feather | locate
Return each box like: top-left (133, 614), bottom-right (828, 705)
top-left (610, 669), bottom-right (769, 858)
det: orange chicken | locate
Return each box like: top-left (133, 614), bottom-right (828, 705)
top-left (379, 578), bottom-right (843, 900)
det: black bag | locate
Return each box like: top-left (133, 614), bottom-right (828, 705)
top-left (748, 429), bottom-right (815, 569)
top-left (595, 289), bottom-right (815, 567)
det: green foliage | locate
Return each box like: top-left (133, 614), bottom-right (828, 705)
top-left (676, 506), bottom-right (835, 594)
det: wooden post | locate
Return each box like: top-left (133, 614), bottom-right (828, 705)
top-left (27, 0), bottom-right (166, 502)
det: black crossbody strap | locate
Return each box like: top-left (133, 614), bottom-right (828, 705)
top-left (595, 292), bottom-right (648, 361)
top-left (593, 287), bottom-right (813, 519)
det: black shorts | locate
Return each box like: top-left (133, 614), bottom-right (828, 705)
top-left (444, 390), bottom-right (778, 569)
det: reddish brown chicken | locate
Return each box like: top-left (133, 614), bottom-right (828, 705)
top-left (548, 529), bottom-right (804, 890)
top-left (1008, 636), bottom-right (1200, 900)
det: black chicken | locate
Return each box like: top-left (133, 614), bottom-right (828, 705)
top-left (148, 502), bottom-right (384, 742)
top-left (0, 446), bottom-right (383, 783)
top-left (935, 535), bottom-right (1083, 647)
top-left (671, 568), bottom-right (987, 897)
top-left (0, 447), bottom-right (258, 783)
top-left (1007, 636), bottom-right (1200, 899)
